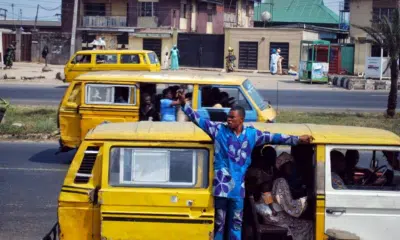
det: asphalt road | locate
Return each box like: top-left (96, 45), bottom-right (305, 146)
top-left (0, 142), bottom-right (75, 240)
top-left (0, 84), bottom-right (393, 112)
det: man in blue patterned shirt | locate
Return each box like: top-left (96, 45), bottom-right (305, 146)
top-left (178, 93), bottom-right (313, 240)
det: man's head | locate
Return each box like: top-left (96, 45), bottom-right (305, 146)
top-left (163, 88), bottom-right (173, 99)
top-left (331, 150), bottom-right (346, 174)
top-left (142, 93), bottom-right (152, 105)
top-left (227, 106), bottom-right (245, 130)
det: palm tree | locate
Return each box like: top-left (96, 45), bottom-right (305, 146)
top-left (353, 8), bottom-right (400, 117)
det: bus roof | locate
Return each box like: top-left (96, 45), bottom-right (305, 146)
top-left (75, 71), bottom-right (247, 85)
top-left (86, 122), bottom-right (400, 146)
top-left (85, 121), bottom-right (212, 142)
top-left (75, 50), bottom-right (154, 54)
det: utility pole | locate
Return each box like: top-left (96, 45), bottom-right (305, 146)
top-left (11, 4), bottom-right (15, 30)
top-left (34, 4), bottom-right (39, 30)
top-left (70, 0), bottom-right (79, 57)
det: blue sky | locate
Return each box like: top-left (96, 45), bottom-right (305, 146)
top-left (0, 0), bottom-right (61, 21)
top-left (1, 0), bottom-right (340, 22)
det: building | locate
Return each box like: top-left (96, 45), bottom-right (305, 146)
top-left (62, 0), bottom-right (256, 67)
top-left (224, 27), bottom-right (320, 71)
top-left (253, 0), bottom-right (349, 43)
top-left (349, 0), bottom-right (396, 74)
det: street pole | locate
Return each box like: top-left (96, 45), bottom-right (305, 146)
top-left (34, 4), bottom-right (39, 30)
top-left (70, 0), bottom-right (79, 58)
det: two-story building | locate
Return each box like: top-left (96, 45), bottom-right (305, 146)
top-left (350, 0), bottom-right (398, 74)
top-left (62, 0), bottom-right (255, 68)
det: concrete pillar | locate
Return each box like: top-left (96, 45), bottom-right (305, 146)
top-left (172, 28), bottom-right (178, 46)
top-left (31, 29), bottom-right (40, 63)
top-left (15, 28), bottom-right (22, 62)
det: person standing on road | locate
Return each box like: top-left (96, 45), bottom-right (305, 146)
top-left (270, 49), bottom-right (278, 75)
top-left (170, 45), bottom-right (180, 71)
top-left (177, 91), bottom-right (313, 240)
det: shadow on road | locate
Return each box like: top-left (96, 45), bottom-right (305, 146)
top-left (29, 148), bottom-right (76, 164)
top-left (55, 85), bottom-right (68, 89)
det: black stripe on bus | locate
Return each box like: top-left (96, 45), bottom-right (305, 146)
top-left (102, 217), bottom-right (213, 224)
top-left (102, 212), bottom-right (190, 218)
top-left (62, 185), bottom-right (93, 190)
top-left (61, 189), bottom-right (88, 195)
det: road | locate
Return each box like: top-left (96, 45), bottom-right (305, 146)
top-left (0, 142), bottom-right (74, 240)
top-left (0, 84), bottom-right (393, 112)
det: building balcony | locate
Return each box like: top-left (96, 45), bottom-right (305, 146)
top-left (81, 16), bottom-right (127, 28)
top-left (137, 16), bottom-right (158, 28)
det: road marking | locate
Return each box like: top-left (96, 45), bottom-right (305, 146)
top-left (0, 167), bottom-right (66, 172)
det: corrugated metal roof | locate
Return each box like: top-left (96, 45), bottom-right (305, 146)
top-left (0, 20), bottom-right (61, 27)
top-left (254, 0), bottom-right (339, 25)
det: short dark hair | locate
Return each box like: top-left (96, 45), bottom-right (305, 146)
top-left (230, 105), bottom-right (246, 119)
top-left (162, 88), bottom-right (171, 97)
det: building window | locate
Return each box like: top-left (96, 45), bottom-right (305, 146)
top-left (371, 45), bottom-right (388, 57)
top-left (140, 2), bottom-right (156, 17)
top-left (372, 8), bottom-right (395, 21)
top-left (181, 3), bottom-right (187, 19)
top-left (207, 12), bottom-right (213, 22)
top-left (84, 3), bottom-right (106, 16)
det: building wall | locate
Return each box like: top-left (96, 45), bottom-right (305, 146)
top-left (63, 0), bottom-right (254, 34)
top-left (62, 0), bottom-right (74, 32)
top-left (349, 0), bottom-right (373, 73)
top-left (224, 28), bottom-right (319, 71)
top-left (32, 31), bottom-right (71, 65)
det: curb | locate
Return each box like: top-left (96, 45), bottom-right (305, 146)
top-left (329, 75), bottom-right (400, 91)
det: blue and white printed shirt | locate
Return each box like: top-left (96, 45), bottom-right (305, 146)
top-left (182, 103), bottom-right (300, 199)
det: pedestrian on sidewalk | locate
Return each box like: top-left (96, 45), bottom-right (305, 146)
top-left (270, 49), bottom-right (278, 75)
top-left (4, 44), bottom-right (15, 69)
top-left (177, 90), bottom-right (314, 240)
top-left (277, 48), bottom-right (284, 75)
top-left (170, 45), bottom-right (180, 71)
top-left (163, 51), bottom-right (169, 70)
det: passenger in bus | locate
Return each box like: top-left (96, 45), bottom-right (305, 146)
top-left (140, 93), bottom-right (159, 121)
top-left (246, 146), bottom-right (278, 218)
top-left (260, 152), bottom-right (313, 240)
top-left (177, 91), bottom-right (313, 240)
top-left (160, 88), bottom-right (181, 122)
top-left (331, 150), bottom-right (347, 189)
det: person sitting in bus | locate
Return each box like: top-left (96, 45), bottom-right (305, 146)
top-left (247, 146), bottom-right (278, 218)
top-left (140, 93), bottom-right (159, 121)
top-left (259, 152), bottom-right (313, 240)
top-left (331, 150), bottom-right (347, 189)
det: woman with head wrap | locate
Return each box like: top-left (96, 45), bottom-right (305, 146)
top-left (270, 49), bottom-right (278, 75)
top-left (170, 45), bottom-right (180, 70)
top-left (256, 152), bottom-right (313, 240)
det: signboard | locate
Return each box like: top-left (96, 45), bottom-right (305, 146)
top-left (130, 33), bottom-right (172, 38)
top-left (299, 61), bottom-right (307, 79)
top-left (365, 57), bottom-right (390, 79)
top-left (311, 62), bottom-right (329, 81)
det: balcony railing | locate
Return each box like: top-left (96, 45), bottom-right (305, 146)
top-left (81, 16), bottom-right (127, 28)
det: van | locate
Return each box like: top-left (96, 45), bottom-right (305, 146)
top-left (64, 50), bottom-right (161, 82)
top-left (58, 71), bottom-right (277, 151)
top-left (46, 121), bottom-right (400, 240)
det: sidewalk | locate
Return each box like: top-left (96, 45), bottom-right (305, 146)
top-left (0, 62), bottom-right (341, 91)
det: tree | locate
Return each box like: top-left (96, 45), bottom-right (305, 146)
top-left (353, 8), bottom-right (400, 117)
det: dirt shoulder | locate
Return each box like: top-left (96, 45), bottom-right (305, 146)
top-left (1, 105), bottom-right (398, 142)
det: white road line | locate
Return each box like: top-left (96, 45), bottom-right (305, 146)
top-left (0, 167), bottom-right (66, 172)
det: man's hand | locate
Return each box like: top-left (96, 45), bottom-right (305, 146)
top-left (298, 135), bottom-right (314, 144)
top-left (176, 89), bottom-right (186, 106)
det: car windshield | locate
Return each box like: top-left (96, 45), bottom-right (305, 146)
top-left (148, 52), bottom-right (159, 64)
top-left (242, 79), bottom-right (269, 110)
